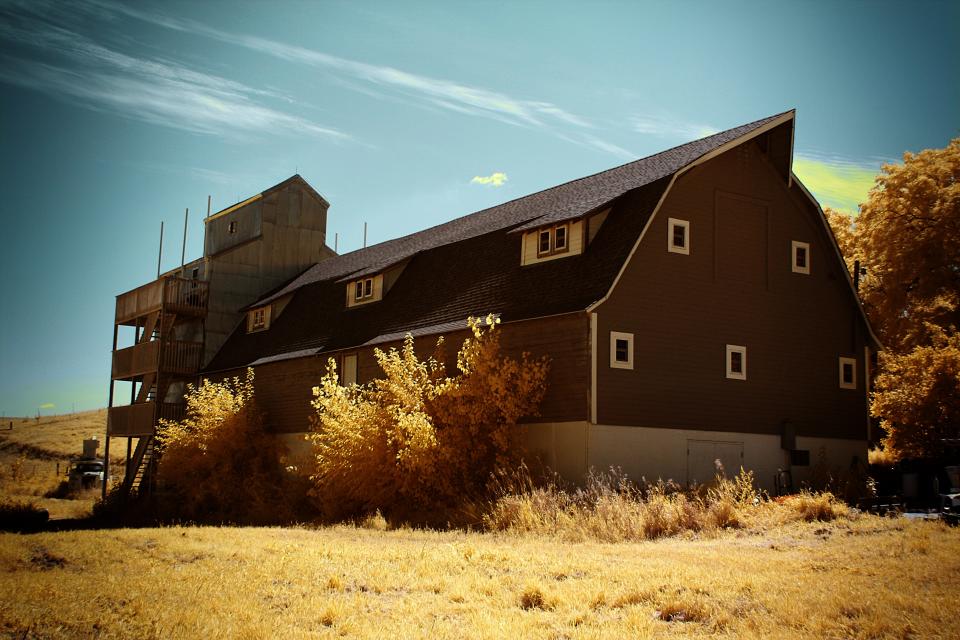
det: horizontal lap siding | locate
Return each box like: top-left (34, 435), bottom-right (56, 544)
top-left (215, 357), bottom-right (326, 434)
top-left (597, 142), bottom-right (869, 440)
top-left (219, 313), bottom-right (590, 433)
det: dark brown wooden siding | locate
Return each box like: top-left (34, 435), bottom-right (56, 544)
top-left (596, 141), bottom-right (870, 440)
top-left (218, 312), bottom-right (589, 433)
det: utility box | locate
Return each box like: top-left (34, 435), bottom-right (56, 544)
top-left (83, 437), bottom-right (99, 459)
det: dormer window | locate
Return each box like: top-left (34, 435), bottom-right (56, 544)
top-left (347, 275), bottom-right (383, 307)
top-left (521, 219), bottom-right (583, 265)
top-left (536, 223), bottom-right (570, 257)
top-left (354, 277), bottom-right (374, 302)
top-left (247, 306), bottom-right (271, 332)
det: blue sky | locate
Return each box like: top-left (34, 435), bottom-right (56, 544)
top-left (0, 0), bottom-right (957, 416)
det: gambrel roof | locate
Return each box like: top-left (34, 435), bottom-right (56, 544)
top-left (206, 109), bottom-right (877, 372)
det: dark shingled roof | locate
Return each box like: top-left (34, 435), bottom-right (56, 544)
top-left (204, 111), bottom-right (793, 372)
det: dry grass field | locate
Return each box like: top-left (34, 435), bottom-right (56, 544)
top-left (1, 517), bottom-right (957, 639)
top-left (0, 410), bottom-right (129, 520)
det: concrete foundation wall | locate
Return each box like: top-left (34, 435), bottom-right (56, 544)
top-left (524, 421), bottom-right (866, 492)
top-left (275, 422), bottom-right (865, 494)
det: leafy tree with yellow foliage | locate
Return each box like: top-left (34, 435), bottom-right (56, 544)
top-left (155, 369), bottom-right (303, 523)
top-left (309, 316), bottom-right (549, 519)
top-left (829, 139), bottom-right (960, 459)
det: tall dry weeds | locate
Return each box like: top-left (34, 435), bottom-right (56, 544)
top-left (483, 466), bottom-right (851, 541)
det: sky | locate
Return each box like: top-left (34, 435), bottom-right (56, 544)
top-left (0, 0), bottom-right (957, 417)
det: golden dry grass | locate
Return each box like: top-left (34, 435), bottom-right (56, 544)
top-left (0, 409), bottom-right (125, 520)
top-left (1, 517), bottom-right (957, 639)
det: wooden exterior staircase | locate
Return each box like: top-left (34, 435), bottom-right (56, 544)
top-left (105, 275), bottom-right (208, 500)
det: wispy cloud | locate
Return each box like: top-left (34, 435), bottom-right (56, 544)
top-left (39, 403), bottom-right (55, 409)
top-left (630, 113), bottom-right (719, 141)
top-left (793, 152), bottom-right (884, 213)
top-left (471, 172), bottom-right (508, 187)
top-left (0, 10), bottom-right (348, 142)
top-left (83, 0), bottom-right (639, 158)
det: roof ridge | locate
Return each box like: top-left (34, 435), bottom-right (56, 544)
top-left (248, 109), bottom-right (794, 307)
top-left (319, 110), bottom-right (795, 261)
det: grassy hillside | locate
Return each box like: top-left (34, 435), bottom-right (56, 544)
top-left (1, 517), bottom-right (957, 639)
top-left (0, 410), bottom-right (129, 519)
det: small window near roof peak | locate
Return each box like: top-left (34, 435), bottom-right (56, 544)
top-left (668, 218), bottom-right (689, 255)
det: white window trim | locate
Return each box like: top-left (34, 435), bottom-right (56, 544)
top-left (536, 224), bottom-right (570, 257)
top-left (610, 331), bottom-right (634, 370)
top-left (668, 218), bottom-right (690, 255)
top-left (342, 353), bottom-right (358, 386)
top-left (537, 229), bottom-right (552, 256)
top-left (353, 277), bottom-right (374, 301)
top-left (726, 344), bottom-right (747, 380)
top-left (554, 223), bottom-right (568, 251)
top-left (839, 357), bottom-right (856, 389)
top-left (792, 240), bottom-right (810, 274)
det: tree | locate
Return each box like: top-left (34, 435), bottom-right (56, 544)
top-left (841, 138), bottom-right (960, 459)
top-left (309, 316), bottom-right (549, 519)
top-left (155, 369), bottom-right (302, 523)
top-left (856, 139), bottom-right (960, 353)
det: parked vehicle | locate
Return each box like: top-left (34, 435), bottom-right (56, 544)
top-left (68, 458), bottom-right (104, 492)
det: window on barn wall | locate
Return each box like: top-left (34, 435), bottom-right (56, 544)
top-left (228, 221), bottom-right (238, 234)
top-left (792, 241), bottom-right (810, 274)
top-left (668, 218), bottom-right (689, 255)
top-left (610, 331), bottom-right (634, 369)
top-left (726, 345), bottom-right (746, 380)
top-left (839, 357), bottom-right (856, 389)
top-left (342, 353), bottom-right (358, 386)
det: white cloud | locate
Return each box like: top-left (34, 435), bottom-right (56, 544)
top-left (82, 0), bottom-right (645, 159)
top-left (630, 114), bottom-right (719, 141)
top-left (471, 172), bottom-right (508, 187)
top-left (0, 15), bottom-right (348, 141)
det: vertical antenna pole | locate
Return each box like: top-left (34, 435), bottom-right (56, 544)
top-left (207, 195), bottom-right (211, 217)
top-left (363, 222), bottom-right (367, 248)
top-left (334, 232), bottom-right (338, 253)
top-left (181, 208), bottom-right (189, 270)
top-left (157, 221), bottom-right (164, 279)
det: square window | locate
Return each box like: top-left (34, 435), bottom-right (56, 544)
top-left (191, 267), bottom-right (199, 280)
top-left (839, 357), bottom-right (856, 389)
top-left (792, 241), bottom-right (810, 274)
top-left (554, 225), bottom-right (568, 251)
top-left (726, 345), bottom-right (747, 380)
top-left (610, 331), bottom-right (634, 369)
top-left (668, 218), bottom-right (690, 255)
top-left (538, 229), bottom-right (552, 255)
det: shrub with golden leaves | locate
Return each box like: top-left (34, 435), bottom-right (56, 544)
top-left (155, 369), bottom-right (302, 524)
top-left (309, 316), bottom-right (549, 519)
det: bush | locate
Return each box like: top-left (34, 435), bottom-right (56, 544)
top-left (309, 316), bottom-right (549, 520)
top-left (155, 369), bottom-right (308, 524)
top-left (0, 498), bottom-right (49, 532)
